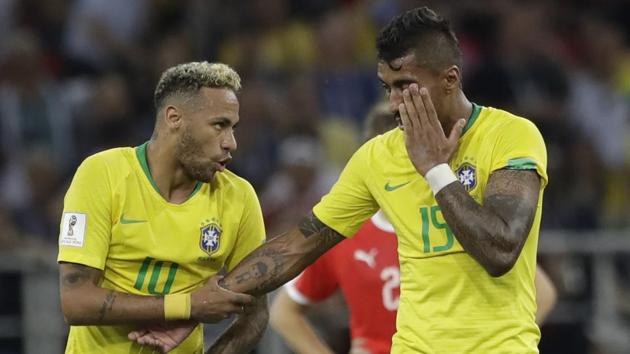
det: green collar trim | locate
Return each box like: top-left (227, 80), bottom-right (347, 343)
top-left (462, 103), bottom-right (482, 135)
top-left (135, 142), bottom-right (202, 201)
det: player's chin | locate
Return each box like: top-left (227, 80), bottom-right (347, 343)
top-left (188, 167), bottom-right (216, 183)
top-left (203, 169), bottom-right (220, 182)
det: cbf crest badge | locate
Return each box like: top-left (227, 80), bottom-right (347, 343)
top-left (456, 163), bottom-right (477, 191)
top-left (200, 220), bottom-right (222, 255)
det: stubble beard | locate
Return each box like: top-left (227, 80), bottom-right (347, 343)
top-left (176, 126), bottom-right (215, 183)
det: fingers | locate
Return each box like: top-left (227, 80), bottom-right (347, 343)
top-left (192, 275), bottom-right (258, 322)
top-left (402, 84), bottom-right (444, 138)
top-left (399, 102), bottom-right (415, 137)
top-left (448, 118), bottom-right (467, 147)
top-left (212, 277), bottom-right (256, 306)
top-left (418, 86), bottom-right (444, 134)
top-left (402, 86), bottom-right (420, 130)
top-left (128, 329), bottom-right (149, 340)
top-left (135, 333), bottom-right (160, 347)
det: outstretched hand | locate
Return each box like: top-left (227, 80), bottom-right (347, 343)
top-left (128, 320), bottom-right (197, 353)
top-left (398, 83), bottom-right (466, 175)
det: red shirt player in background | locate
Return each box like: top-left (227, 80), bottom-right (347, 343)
top-left (274, 210), bottom-right (398, 354)
top-left (270, 103), bottom-right (399, 354)
top-left (269, 102), bottom-right (558, 354)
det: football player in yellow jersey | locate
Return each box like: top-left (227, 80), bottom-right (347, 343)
top-left (57, 62), bottom-right (269, 354)
top-left (133, 6), bottom-right (549, 353)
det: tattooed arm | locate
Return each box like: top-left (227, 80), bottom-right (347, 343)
top-left (60, 262), bottom-right (252, 325)
top-left (220, 213), bottom-right (346, 296)
top-left (205, 295), bottom-right (268, 354)
top-left (435, 169), bottom-right (541, 277)
top-left (59, 262), bottom-right (164, 325)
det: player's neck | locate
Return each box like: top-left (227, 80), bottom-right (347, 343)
top-left (441, 92), bottom-right (472, 137)
top-left (146, 140), bottom-right (199, 204)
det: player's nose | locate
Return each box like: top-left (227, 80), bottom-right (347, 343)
top-left (388, 89), bottom-right (403, 114)
top-left (221, 130), bottom-right (237, 152)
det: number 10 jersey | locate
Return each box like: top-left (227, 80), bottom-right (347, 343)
top-left (58, 143), bottom-right (265, 353)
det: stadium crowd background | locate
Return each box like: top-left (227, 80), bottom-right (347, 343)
top-left (0, 0), bottom-right (629, 353)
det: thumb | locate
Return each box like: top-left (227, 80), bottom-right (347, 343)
top-left (448, 118), bottom-right (466, 145)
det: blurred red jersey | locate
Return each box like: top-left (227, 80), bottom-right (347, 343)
top-left (286, 211), bottom-right (400, 354)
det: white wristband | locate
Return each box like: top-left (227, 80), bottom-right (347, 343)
top-left (425, 163), bottom-right (458, 195)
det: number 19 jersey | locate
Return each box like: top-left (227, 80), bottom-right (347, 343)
top-left (58, 142), bottom-right (265, 353)
top-left (313, 105), bottom-right (548, 353)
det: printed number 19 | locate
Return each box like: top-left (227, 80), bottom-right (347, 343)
top-left (420, 206), bottom-right (454, 253)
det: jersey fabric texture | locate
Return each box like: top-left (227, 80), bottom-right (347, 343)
top-left (313, 104), bottom-right (548, 353)
top-left (286, 212), bottom-right (399, 354)
top-left (57, 142), bottom-right (265, 354)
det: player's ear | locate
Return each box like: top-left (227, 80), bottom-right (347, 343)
top-left (164, 105), bottom-right (183, 130)
top-left (443, 65), bottom-right (460, 93)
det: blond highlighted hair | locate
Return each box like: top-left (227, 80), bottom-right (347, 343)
top-left (363, 101), bottom-right (397, 140)
top-left (154, 62), bottom-right (241, 110)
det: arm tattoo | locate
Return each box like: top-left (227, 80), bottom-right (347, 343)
top-left (299, 213), bottom-right (345, 252)
top-left (60, 263), bottom-right (99, 289)
top-left (224, 214), bottom-right (344, 295)
top-left (98, 290), bottom-right (117, 321)
top-left (206, 296), bottom-right (268, 354)
top-left (435, 169), bottom-right (540, 275)
top-left (484, 170), bottom-right (539, 235)
top-left (233, 247), bottom-right (290, 293)
top-left (298, 214), bottom-right (327, 238)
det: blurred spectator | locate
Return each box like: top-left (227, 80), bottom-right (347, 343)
top-left (568, 13), bottom-right (629, 167)
top-left (12, 150), bottom-right (63, 243)
top-left (73, 72), bottom-right (147, 156)
top-left (63, 0), bottom-right (149, 74)
top-left (0, 0), bottom-right (17, 57)
top-left (219, 0), bottom-right (316, 76)
top-left (16, 0), bottom-right (71, 76)
top-left (566, 13), bottom-right (630, 227)
top-left (314, 8), bottom-right (379, 124)
top-left (0, 30), bottom-right (74, 211)
top-left (228, 77), bottom-right (282, 188)
top-left (261, 135), bottom-right (338, 235)
top-left (0, 206), bottom-right (19, 248)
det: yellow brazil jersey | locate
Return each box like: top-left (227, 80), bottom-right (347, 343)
top-left (313, 104), bottom-right (547, 353)
top-left (57, 142), bottom-right (265, 354)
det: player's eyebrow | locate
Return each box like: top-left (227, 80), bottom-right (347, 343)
top-left (210, 116), bottom-right (239, 128)
top-left (391, 79), bottom-right (416, 88)
top-left (378, 78), bottom-right (417, 89)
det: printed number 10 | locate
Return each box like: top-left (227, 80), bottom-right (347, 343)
top-left (419, 206), bottom-right (454, 253)
top-left (134, 257), bottom-right (179, 295)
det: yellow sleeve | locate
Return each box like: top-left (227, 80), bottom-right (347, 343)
top-left (57, 154), bottom-right (113, 270)
top-left (312, 143), bottom-right (378, 237)
top-left (225, 181), bottom-right (266, 272)
top-left (490, 117), bottom-right (548, 187)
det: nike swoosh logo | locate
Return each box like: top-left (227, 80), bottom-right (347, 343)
top-left (384, 181), bottom-right (410, 192)
top-left (120, 215), bottom-right (147, 224)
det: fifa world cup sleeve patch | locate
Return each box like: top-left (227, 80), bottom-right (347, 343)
top-left (59, 212), bottom-right (87, 247)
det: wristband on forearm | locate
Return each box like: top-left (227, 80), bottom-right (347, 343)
top-left (425, 163), bottom-right (458, 195)
top-left (164, 293), bottom-right (191, 320)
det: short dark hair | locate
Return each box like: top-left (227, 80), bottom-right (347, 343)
top-left (376, 6), bottom-right (462, 72)
top-left (153, 62), bottom-right (241, 110)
